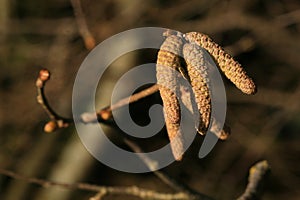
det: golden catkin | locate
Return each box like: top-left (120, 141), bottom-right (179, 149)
top-left (184, 32), bottom-right (257, 95)
top-left (164, 115), bottom-right (184, 161)
top-left (183, 43), bottom-right (211, 134)
top-left (156, 35), bottom-right (184, 160)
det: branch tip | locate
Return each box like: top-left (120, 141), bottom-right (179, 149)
top-left (44, 120), bottom-right (58, 133)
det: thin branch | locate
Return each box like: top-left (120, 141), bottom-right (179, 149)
top-left (36, 69), bottom-right (72, 132)
top-left (237, 160), bottom-right (270, 200)
top-left (36, 69), bottom-right (160, 131)
top-left (107, 84), bottom-right (159, 112)
top-left (0, 167), bottom-right (189, 200)
top-left (124, 140), bottom-right (271, 200)
top-left (86, 84), bottom-right (159, 122)
top-left (124, 139), bottom-right (215, 200)
top-left (70, 0), bottom-right (96, 50)
top-left (0, 167), bottom-right (98, 191)
top-left (0, 159), bottom-right (270, 200)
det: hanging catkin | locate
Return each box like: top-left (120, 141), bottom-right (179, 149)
top-left (184, 32), bottom-right (257, 95)
top-left (183, 43), bottom-right (211, 134)
top-left (156, 35), bottom-right (184, 160)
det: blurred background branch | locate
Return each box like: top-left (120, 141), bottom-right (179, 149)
top-left (0, 0), bottom-right (299, 200)
top-left (0, 157), bottom-right (269, 200)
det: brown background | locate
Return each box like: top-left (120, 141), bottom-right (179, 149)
top-left (0, 0), bottom-right (299, 199)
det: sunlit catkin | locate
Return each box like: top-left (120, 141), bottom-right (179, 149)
top-left (183, 43), bottom-right (211, 134)
top-left (156, 35), bottom-right (184, 160)
top-left (184, 32), bottom-right (257, 95)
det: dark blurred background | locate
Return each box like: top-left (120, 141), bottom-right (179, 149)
top-left (0, 0), bottom-right (299, 199)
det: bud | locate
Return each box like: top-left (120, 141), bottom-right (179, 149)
top-left (39, 69), bottom-right (51, 82)
top-left (44, 121), bottom-right (58, 133)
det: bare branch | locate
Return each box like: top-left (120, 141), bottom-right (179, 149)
top-left (92, 84), bottom-right (159, 122)
top-left (70, 0), bottom-right (96, 50)
top-left (124, 139), bottom-right (215, 200)
top-left (0, 167), bottom-right (190, 200)
top-left (0, 157), bottom-right (270, 200)
top-left (237, 160), bottom-right (270, 200)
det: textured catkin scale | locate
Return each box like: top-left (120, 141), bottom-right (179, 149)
top-left (164, 114), bottom-right (184, 161)
top-left (184, 32), bottom-right (257, 95)
top-left (179, 84), bottom-right (194, 115)
top-left (156, 35), bottom-right (184, 160)
top-left (183, 43), bottom-right (211, 134)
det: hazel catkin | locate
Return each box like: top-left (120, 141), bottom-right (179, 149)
top-left (156, 35), bottom-right (184, 160)
top-left (184, 32), bottom-right (257, 95)
top-left (183, 43), bottom-right (211, 134)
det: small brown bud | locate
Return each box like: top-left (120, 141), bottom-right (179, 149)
top-left (44, 121), bottom-right (58, 133)
top-left (39, 69), bottom-right (51, 82)
top-left (184, 32), bottom-right (257, 95)
top-left (98, 110), bottom-right (112, 121)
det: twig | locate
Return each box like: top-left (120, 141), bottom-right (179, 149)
top-left (81, 84), bottom-right (159, 123)
top-left (36, 68), bottom-right (160, 131)
top-left (124, 139), bottom-right (271, 200)
top-left (70, 0), bottom-right (96, 50)
top-left (36, 69), bottom-right (72, 132)
top-left (0, 159), bottom-right (270, 200)
top-left (124, 139), bottom-right (215, 200)
top-left (0, 151), bottom-right (269, 200)
top-left (237, 160), bottom-right (270, 200)
top-left (0, 167), bottom-right (98, 191)
top-left (89, 84), bottom-right (159, 122)
top-left (0, 167), bottom-right (190, 200)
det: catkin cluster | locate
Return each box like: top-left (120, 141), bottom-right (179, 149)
top-left (156, 31), bottom-right (257, 160)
